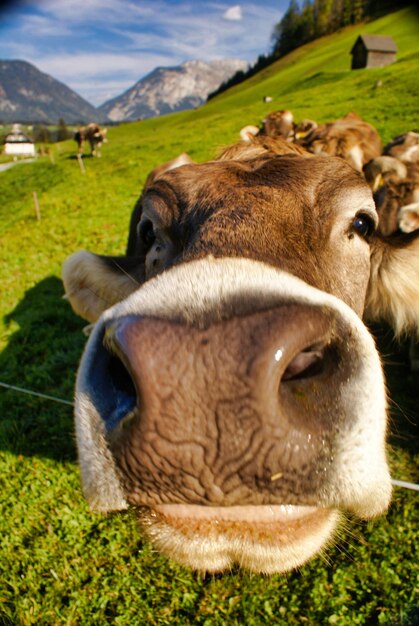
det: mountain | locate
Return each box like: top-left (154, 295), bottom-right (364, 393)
top-left (99, 59), bottom-right (248, 122)
top-left (0, 60), bottom-right (108, 124)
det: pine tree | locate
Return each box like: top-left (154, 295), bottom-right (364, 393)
top-left (329, 0), bottom-right (344, 30)
top-left (352, 0), bottom-right (364, 23)
top-left (57, 118), bottom-right (69, 142)
top-left (300, 0), bottom-right (315, 42)
top-left (313, 0), bottom-right (333, 36)
top-left (272, 0), bottom-right (302, 56)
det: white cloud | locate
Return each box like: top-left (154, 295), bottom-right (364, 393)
top-left (223, 5), bottom-right (243, 21)
top-left (24, 0), bottom-right (153, 24)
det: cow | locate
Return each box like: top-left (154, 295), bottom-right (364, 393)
top-left (293, 119), bottom-right (318, 142)
top-left (260, 110), bottom-right (294, 140)
top-left (363, 139), bottom-right (419, 372)
top-left (384, 131), bottom-right (419, 163)
top-left (301, 112), bottom-right (382, 171)
top-left (372, 172), bottom-right (419, 236)
top-left (239, 111), bottom-right (295, 144)
top-left (74, 123), bottom-right (108, 157)
top-left (363, 155), bottom-right (408, 192)
top-left (398, 202), bottom-right (419, 234)
top-left (239, 124), bottom-right (260, 142)
top-left (62, 136), bottom-right (419, 575)
top-left (364, 138), bottom-right (419, 237)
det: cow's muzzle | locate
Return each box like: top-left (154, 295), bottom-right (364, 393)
top-left (74, 257), bottom-right (391, 572)
top-left (102, 304), bottom-right (355, 507)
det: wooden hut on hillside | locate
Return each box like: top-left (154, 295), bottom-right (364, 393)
top-left (350, 35), bottom-right (397, 70)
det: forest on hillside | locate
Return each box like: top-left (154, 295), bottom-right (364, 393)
top-left (271, 0), bottom-right (411, 56)
top-left (208, 0), bottom-right (413, 100)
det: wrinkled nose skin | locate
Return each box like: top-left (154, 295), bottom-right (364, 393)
top-left (107, 305), bottom-right (353, 508)
top-left (74, 258), bottom-right (391, 574)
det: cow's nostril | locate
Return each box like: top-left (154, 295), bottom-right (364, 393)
top-left (101, 336), bottom-right (138, 431)
top-left (108, 353), bottom-right (137, 402)
top-left (282, 343), bottom-right (327, 382)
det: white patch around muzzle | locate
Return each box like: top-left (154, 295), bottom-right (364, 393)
top-left (74, 256), bottom-right (391, 519)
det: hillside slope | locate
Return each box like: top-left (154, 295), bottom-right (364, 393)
top-left (193, 6), bottom-right (419, 145)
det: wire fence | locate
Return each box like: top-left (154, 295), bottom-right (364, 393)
top-left (0, 380), bottom-right (418, 491)
top-left (0, 381), bottom-right (73, 406)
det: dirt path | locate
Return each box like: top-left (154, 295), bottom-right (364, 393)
top-left (0, 158), bottom-right (36, 173)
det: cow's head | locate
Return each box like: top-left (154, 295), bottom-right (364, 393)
top-left (62, 138), bottom-right (419, 574)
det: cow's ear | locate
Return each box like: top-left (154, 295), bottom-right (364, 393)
top-left (62, 251), bottom-right (144, 322)
top-left (145, 152), bottom-right (194, 187)
top-left (365, 232), bottom-right (419, 336)
top-left (398, 203), bottom-right (419, 234)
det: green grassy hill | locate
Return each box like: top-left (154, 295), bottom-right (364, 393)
top-left (0, 7), bottom-right (418, 625)
top-left (200, 6), bottom-right (419, 143)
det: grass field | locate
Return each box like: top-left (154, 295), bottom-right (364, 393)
top-left (1, 7), bottom-right (418, 625)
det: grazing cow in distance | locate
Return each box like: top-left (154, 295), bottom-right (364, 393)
top-left (62, 136), bottom-right (419, 574)
top-left (74, 123), bottom-right (108, 157)
top-left (300, 112), bottom-right (382, 171)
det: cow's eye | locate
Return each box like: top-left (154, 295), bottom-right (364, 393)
top-left (351, 214), bottom-right (376, 240)
top-left (139, 219), bottom-right (156, 247)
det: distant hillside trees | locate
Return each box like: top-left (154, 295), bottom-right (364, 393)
top-left (207, 0), bottom-right (413, 101)
top-left (33, 119), bottom-right (73, 143)
top-left (207, 55), bottom-right (271, 101)
top-left (57, 117), bottom-right (72, 142)
top-left (32, 124), bottom-right (51, 143)
top-left (272, 0), bottom-right (412, 57)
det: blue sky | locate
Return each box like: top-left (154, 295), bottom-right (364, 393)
top-left (0, 0), bottom-right (286, 106)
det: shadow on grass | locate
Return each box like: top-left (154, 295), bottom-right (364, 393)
top-left (0, 276), bottom-right (86, 462)
top-left (67, 154), bottom-right (96, 160)
top-left (370, 323), bottom-right (419, 457)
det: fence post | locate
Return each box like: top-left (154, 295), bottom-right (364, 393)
top-left (33, 191), bottom-right (41, 221)
top-left (77, 154), bottom-right (86, 174)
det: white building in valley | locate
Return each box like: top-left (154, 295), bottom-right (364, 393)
top-left (3, 124), bottom-right (36, 157)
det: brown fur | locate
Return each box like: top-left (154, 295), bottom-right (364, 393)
top-left (64, 137), bottom-right (419, 336)
top-left (301, 112), bottom-right (382, 171)
top-left (64, 142), bottom-right (373, 322)
top-left (384, 131), bottom-right (419, 163)
top-left (371, 160), bottom-right (419, 236)
top-left (126, 153), bottom-right (194, 257)
top-left (217, 135), bottom-right (309, 162)
top-left (374, 178), bottom-right (419, 236)
top-left (260, 110), bottom-right (294, 140)
top-left (294, 119), bottom-right (318, 142)
top-left (363, 155), bottom-right (408, 191)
